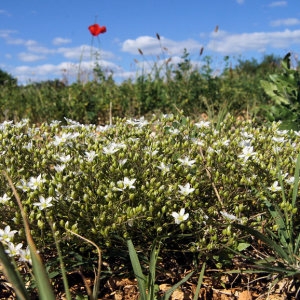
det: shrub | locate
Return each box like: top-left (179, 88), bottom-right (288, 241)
top-left (0, 115), bottom-right (299, 260)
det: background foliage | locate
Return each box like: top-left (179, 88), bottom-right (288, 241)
top-left (1, 52), bottom-right (299, 128)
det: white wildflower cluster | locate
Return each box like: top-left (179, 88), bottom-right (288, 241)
top-left (0, 115), bottom-right (299, 254)
top-left (0, 225), bottom-right (31, 264)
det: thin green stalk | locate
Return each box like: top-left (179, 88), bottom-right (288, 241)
top-left (50, 223), bottom-right (72, 300)
top-left (67, 229), bottom-right (102, 300)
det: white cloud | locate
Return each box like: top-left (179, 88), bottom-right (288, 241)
top-left (268, 1), bottom-right (287, 7)
top-left (236, 0), bottom-right (245, 4)
top-left (12, 59), bottom-right (124, 84)
top-left (270, 18), bottom-right (300, 27)
top-left (52, 37), bottom-right (72, 45)
top-left (122, 35), bottom-right (203, 56)
top-left (18, 52), bottom-right (46, 62)
top-left (207, 29), bottom-right (300, 54)
top-left (6, 38), bottom-right (38, 47)
top-left (0, 29), bottom-right (16, 39)
top-left (57, 45), bottom-right (115, 61)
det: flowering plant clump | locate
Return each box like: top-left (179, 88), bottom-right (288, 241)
top-left (0, 115), bottom-right (299, 256)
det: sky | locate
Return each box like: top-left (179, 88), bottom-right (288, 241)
top-left (0, 0), bottom-right (300, 84)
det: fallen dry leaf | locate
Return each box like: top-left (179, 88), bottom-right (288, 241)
top-left (238, 290), bottom-right (252, 300)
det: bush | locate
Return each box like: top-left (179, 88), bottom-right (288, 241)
top-left (0, 115), bottom-right (299, 260)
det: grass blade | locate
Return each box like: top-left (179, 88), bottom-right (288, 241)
top-left (127, 239), bottom-right (147, 300)
top-left (148, 239), bottom-right (160, 299)
top-left (163, 271), bottom-right (194, 300)
top-left (193, 263), bottom-right (206, 300)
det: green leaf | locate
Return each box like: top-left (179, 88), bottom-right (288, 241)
top-left (148, 239), bottom-right (160, 299)
top-left (127, 239), bottom-right (147, 300)
top-left (237, 243), bottom-right (251, 252)
top-left (264, 200), bottom-right (290, 251)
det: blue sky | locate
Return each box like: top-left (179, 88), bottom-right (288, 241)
top-left (0, 0), bottom-right (300, 84)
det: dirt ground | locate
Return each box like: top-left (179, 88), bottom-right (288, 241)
top-left (0, 267), bottom-right (297, 300)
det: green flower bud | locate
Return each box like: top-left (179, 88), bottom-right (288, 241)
top-left (37, 220), bottom-right (44, 229)
top-left (156, 227), bottom-right (163, 233)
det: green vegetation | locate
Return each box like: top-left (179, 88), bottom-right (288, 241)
top-left (1, 51), bottom-right (298, 127)
top-left (1, 51), bottom-right (300, 298)
top-left (0, 114), bottom-right (300, 297)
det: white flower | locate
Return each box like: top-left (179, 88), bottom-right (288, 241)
top-left (33, 196), bottom-right (53, 210)
top-left (285, 176), bottom-right (295, 185)
top-left (50, 120), bottom-right (61, 127)
top-left (0, 120), bottom-right (13, 130)
top-left (53, 132), bottom-right (73, 146)
top-left (126, 117), bottom-right (148, 127)
top-left (103, 142), bottom-right (126, 155)
top-left (85, 151), bottom-right (97, 162)
top-left (238, 146), bottom-right (257, 162)
top-left (239, 139), bottom-right (251, 147)
top-left (119, 159), bottom-right (127, 166)
top-left (169, 128), bottom-right (180, 135)
top-left (220, 211), bottom-right (239, 221)
top-left (54, 164), bottom-right (66, 172)
top-left (59, 154), bottom-right (71, 163)
top-left (27, 174), bottom-right (46, 190)
top-left (96, 124), bottom-right (110, 132)
top-left (272, 136), bottom-right (286, 143)
top-left (276, 130), bottom-right (288, 136)
top-left (268, 181), bottom-right (281, 192)
top-left (17, 179), bottom-right (30, 192)
top-left (116, 177), bottom-right (136, 191)
top-left (23, 141), bottom-right (33, 150)
top-left (294, 131), bottom-right (300, 137)
top-left (241, 131), bottom-right (253, 139)
top-left (19, 246), bottom-right (32, 264)
top-left (145, 149), bottom-right (159, 156)
top-left (127, 219), bottom-right (134, 227)
top-left (0, 225), bottom-right (17, 243)
top-left (172, 208), bottom-right (189, 224)
top-left (221, 139), bottom-right (230, 146)
top-left (5, 242), bottom-right (23, 257)
top-left (0, 193), bottom-right (10, 204)
top-left (161, 114), bottom-right (174, 120)
top-left (191, 138), bottom-right (204, 146)
top-left (178, 183), bottom-right (195, 196)
top-left (194, 121), bottom-right (210, 128)
top-left (178, 156), bottom-right (196, 167)
top-left (157, 162), bottom-right (171, 173)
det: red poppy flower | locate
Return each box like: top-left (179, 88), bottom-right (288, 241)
top-left (88, 24), bottom-right (107, 36)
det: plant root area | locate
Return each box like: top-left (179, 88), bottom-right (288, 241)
top-left (0, 254), bottom-right (297, 299)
